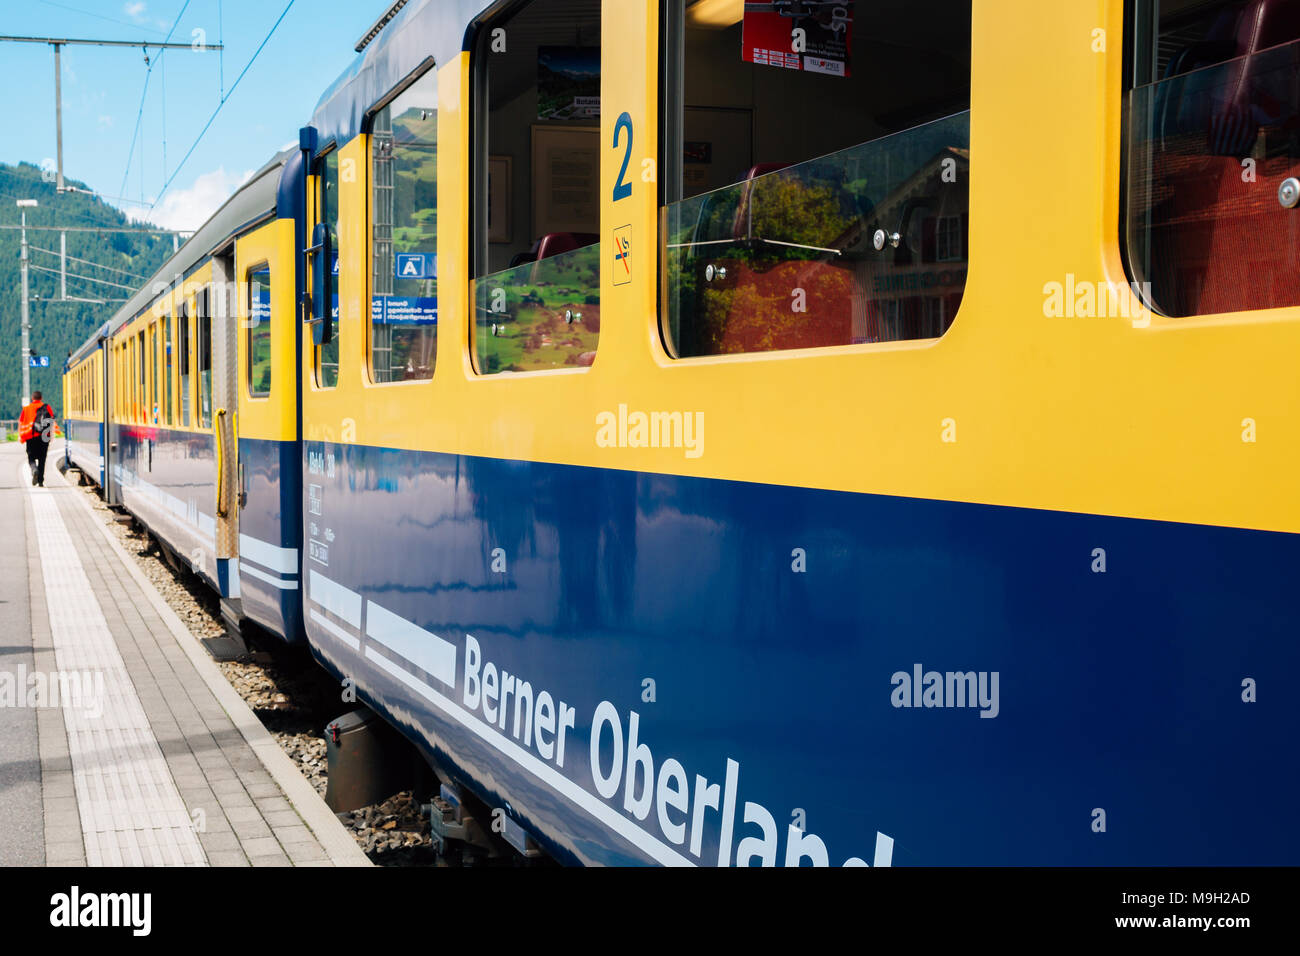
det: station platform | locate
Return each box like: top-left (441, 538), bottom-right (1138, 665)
top-left (0, 443), bottom-right (369, 867)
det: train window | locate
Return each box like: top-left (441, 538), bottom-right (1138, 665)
top-left (315, 148), bottom-right (340, 388)
top-left (470, 0), bottom-right (602, 375)
top-left (369, 68), bottom-right (438, 384)
top-left (136, 330), bottom-right (145, 423)
top-left (247, 266), bottom-right (273, 397)
top-left (1125, 0), bottom-right (1300, 317)
top-left (198, 288), bottom-right (213, 427)
top-left (163, 310), bottom-right (173, 426)
top-left (179, 304), bottom-right (192, 426)
top-left (149, 322), bottom-right (160, 424)
top-left (659, 1), bottom-right (971, 358)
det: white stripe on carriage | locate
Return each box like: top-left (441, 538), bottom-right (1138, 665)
top-left (114, 468), bottom-right (216, 552)
top-left (309, 608), bottom-right (360, 650)
top-left (360, 639), bottom-right (694, 868)
top-left (308, 569), bottom-right (363, 628)
top-left (225, 559), bottom-right (241, 598)
top-left (239, 534), bottom-right (298, 574)
top-left (239, 561), bottom-right (299, 590)
top-left (364, 601), bottom-right (457, 689)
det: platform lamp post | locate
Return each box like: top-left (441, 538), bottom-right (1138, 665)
top-left (18, 199), bottom-right (38, 408)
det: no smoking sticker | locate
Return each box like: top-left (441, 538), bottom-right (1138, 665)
top-left (613, 225), bottom-right (632, 286)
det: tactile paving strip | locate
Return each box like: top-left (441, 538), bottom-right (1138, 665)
top-left (29, 482), bottom-right (207, 867)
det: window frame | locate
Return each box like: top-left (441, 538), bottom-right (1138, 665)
top-left (136, 329), bottom-right (145, 423)
top-left (149, 321), bottom-right (159, 425)
top-left (198, 286), bottom-right (213, 427)
top-left (163, 308), bottom-right (174, 426)
top-left (312, 142), bottom-right (341, 390)
top-left (1119, 0), bottom-right (1300, 320)
top-left (364, 59), bottom-right (439, 388)
top-left (179, 301), bottom-right (193, 426)
top-left (245, 262), bottom-right (274, 400)
top-left (467, 0), bottom-right (605, 377)
top-left (656, 0), bottom-right (973, 362)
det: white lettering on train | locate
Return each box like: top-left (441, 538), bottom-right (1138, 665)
top-left (462, 632), bottom-right (892, 866)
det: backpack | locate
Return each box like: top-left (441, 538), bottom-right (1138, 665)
top-left (32, 403), bottom-right (54, 443)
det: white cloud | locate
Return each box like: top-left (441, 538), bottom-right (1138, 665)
top-left (97, 115), bottom-right (114, 129)
top-left (124, 2), bottom-right (146, 19)
top-left (136, 166), bottom-right (254, 233)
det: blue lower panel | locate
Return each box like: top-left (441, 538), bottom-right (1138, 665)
top-left (64, 419), bottom-right (103, 486)
top-left (301, 442), bottom-right (1299, 867)
top-left (113, 424), bottom-right (221, 592)
top-left (238, 436), bottom-right (303, 642)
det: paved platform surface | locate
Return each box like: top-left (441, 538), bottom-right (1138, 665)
top-left (0, 443), bottom-right (369, 867)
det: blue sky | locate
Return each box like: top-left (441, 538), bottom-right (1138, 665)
top-left (0, 0), bottom-right (385, 231)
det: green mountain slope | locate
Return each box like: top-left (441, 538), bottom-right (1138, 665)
top-left (0, 162), bottom-right (174, 419)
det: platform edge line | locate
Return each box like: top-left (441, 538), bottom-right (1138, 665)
top-left (63, 485), bottom-right (372, 868)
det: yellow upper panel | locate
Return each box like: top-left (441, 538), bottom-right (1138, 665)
top-left (301, 0), bottom-right (1298, 534)
top-left (237, 217), bottom-right (298, 441)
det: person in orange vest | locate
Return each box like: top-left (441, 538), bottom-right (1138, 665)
top-left (19, 391), bottom-right (56, 487)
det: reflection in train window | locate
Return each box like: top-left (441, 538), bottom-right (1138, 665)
top-left (315, 148), bottom-right (340, 388)
top-left (179, 304), bottom-right (192, 425)
top-left (247, 266), bottom-right (273, 398)
top-left (136, 330), bottom-right (145, 422)
top-left (471, 0), bottom-right (601, 375)
top-left (151, 322), bottom-right (161, 424)
top-left (370, 68), bottom-right (438, 384)
top-left (1125, 0), bottom-right (1300, 317)
top-left (198, 287), bottom-right (213, 427)
top-left (163, 310), bottom-right (173, 426)
top-left (660, 1), bottom-right (971, 358)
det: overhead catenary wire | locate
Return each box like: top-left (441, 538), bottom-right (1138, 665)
top-left (152, 0), bottom-right (296, 209)
top-left (0, 224), bottom-right (178, 236)
top-left (36, 0), bottom-right (168, 35)
top-left (28, 245), bottom-right (150, 280)
top-left (118, 0), bottom-right (196, 203)
top-left (28, 262), bottom-right (139, 292)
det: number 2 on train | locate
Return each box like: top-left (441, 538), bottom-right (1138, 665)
top-left (613, 112), bottom-right (633, 202)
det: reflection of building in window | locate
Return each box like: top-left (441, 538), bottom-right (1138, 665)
top-left (1125, 0), bottom-right (1300, 317)
top-left (936, 216), bottom-right (962, 262)
top-left (662, 0), bottom-right (972, 358)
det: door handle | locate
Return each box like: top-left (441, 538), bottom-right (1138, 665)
top-left (238, 460), bottom-right (247, 510)
top-left (215, 408), bottom-right (228, 518)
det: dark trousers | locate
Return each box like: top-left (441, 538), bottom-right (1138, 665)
top-left (26, 439), bottom-right (49, 486)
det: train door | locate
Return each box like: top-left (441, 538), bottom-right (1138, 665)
top-left (235, 217), bottom-right (304, 641)
top-left (106, 339), bottom-right (124, 507)
top-left (211, 250), bottom-right (241, 602)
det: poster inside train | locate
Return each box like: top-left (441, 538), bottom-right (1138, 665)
top-left (742, 1), bottom-right (854, 77)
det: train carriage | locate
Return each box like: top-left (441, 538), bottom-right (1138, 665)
top-left (77, 149), bottom-right (307, 643)
top-left (64, 0), bottom-right (1300, 867)
top-left (64, 332), bottom-right (106, 488)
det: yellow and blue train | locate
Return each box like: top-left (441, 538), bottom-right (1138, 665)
top-left (64, 0), bottom-right (1300, 866)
